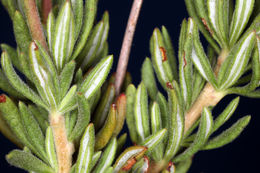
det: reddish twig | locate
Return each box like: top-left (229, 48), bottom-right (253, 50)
top-left (42, 0), bottom-right (52, 25)
top-left (115, 0), bottom-right (144, 96)
top-left (24, 0), bottom-right (48, 51)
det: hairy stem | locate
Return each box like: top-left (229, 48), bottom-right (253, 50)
top-left (23, 0), bottom-right (48, 51)
top-left (184, 49), bottom-right (229, 133)
top-left (184, 83), bottom-right (225, 133)
top-left (42, 0), bottom-right (52, 25)
top-left (50, 112), bottom-right (74, 173)
top-left (115, 0), bottom-right (143, 96)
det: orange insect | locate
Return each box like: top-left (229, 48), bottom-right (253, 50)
top-left (166, 82), bottom-right (173, 89)
top-left (159, 47), bottom-right (168, 62)
top-left (201, 18), bottom-right (213, 35)
top-left (0, 94), bottom-right (6, 103)
top-left (121, 157), bottom-right (137, 171)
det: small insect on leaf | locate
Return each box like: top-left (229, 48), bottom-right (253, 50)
top-left (113, 146), bottom-right (147, 172)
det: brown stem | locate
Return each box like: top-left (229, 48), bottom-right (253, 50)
top-left (50, 113), bottom-right (74, 173)
top-left (184, 83), bottom-right (225, 133)
top-left (184, 49), bottom-right (229, 133)
top-left (115, 0), bottom-right (143, 96)
top-left (24, 0), bottom-right (48, 51)
top-left (42, 0), bottom-right (52, 25)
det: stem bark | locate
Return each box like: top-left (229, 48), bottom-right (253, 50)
top-left (50, 113), bottom-right (74, 173)
top-left (115, 0), bottom-right (143, 96)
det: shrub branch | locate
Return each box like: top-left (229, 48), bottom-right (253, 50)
top-left (115, 0), bottom-right (143, 96)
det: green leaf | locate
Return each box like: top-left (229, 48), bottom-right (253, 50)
top-left (67, 110), bottom-right (78, 136)
top-left (75, 124), bottom-right (95, 173)
top-left (58, 85), bottom-right (77, 114)
top-left (79, 20), bottom-right (105, 70)
top-left (247, 37), bottom-right (260, 90)
top-left (174, 108), bottom-right (213, 162)
top-left (59, 60), bottom-right (76, 99)
top-left (164, 89), bottom-right (184, 161)
top-left (71, 0), bottom-right (83, 38)
top-left (229, 0), bottom-right (255, 46)
top-left (28, 105), bottom-right (48, 132)
top-left (1, 44), bottom-right (22, 72)
top-left (94, 12), bottom-right (110, 63)
top-left (95, 104), bottom-right (117, 150)
top-left (19, 102), bottom-right (46, 160)
top-left (113, 94), bottom-right (127, 136)
top-left (179, 18), bottom-right (193, 107)
top-left (194, 0), bottom-right (222, 46)
top-left (71, 0), bottom-right (97, 59)
top-left (6, 150), bottom-right (54, 173)
top-left (184, 0), bottom-right (220, 53)
top-left (47, 11), bottom-right (55, 51)
top-left (69, 93), bottom-right (91, 142)
top-left (13, 10), bottom-right (31, 55)
top-left (156, 92), bottom-right (169, 130)
top-left (151, 28), bottom-right (174, 89)
top-left (134, 83), bottom-right (150, 141)
top-left (151, 102), bottom-right (162, 134)
top-left (93, 84), bottom-right (115, 130)
top-left (94, 138), bottom-right (117, 173)
top-left (219, 32), bottom-right (256, 89)
top-left (175, 158), bottom-right (192, 173)
top-left (45, 127), bottom-right (58, 171)
top-left (89, 151), bottom-right (102, 171)
top-left (150, 102), bottom-right (164, 161)
top-left (113, 146), bottom-right (147, 172)
top-left (0, 0), bottom-right (17, 19)
top-left (29, 42), bottom-right (57, 109)
top-left (213, 97), bottom-right (240, 132)
top-left (80, 55), bottom-right (113, 99)
top-left (192, 22), bottom-right (217, 88)
top-left (141, 57), bottom-right (158, 100)
top-left (162, 26), bottom-right (178, 80)
top-left (106, 167), bottom-right (114, 173)
top-left (0, 69), bottom-right (24, 98)
top-left (206, 0), bottom-right (229, 47)
top-left (117, 133), bottom-right (127, 156)
top-left (0, 107), bottom-right (23, 147)
top-left (204, 116), bottom-right (251, 150)
top-left (0, 95), bottom-right (29, 145)
top-left (126, 84), bottom-right (138, 143)
top-left (18, 52), bottom-right (34, 81)
top-left (141, 128), bottom-right (167, 152)
top-left (52, 1), bottom-right (76, 71)
top-left (1, 52), bottom-right (48, 109)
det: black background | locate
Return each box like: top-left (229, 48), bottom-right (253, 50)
top-left (0, 1), bottom-right (259, 172)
